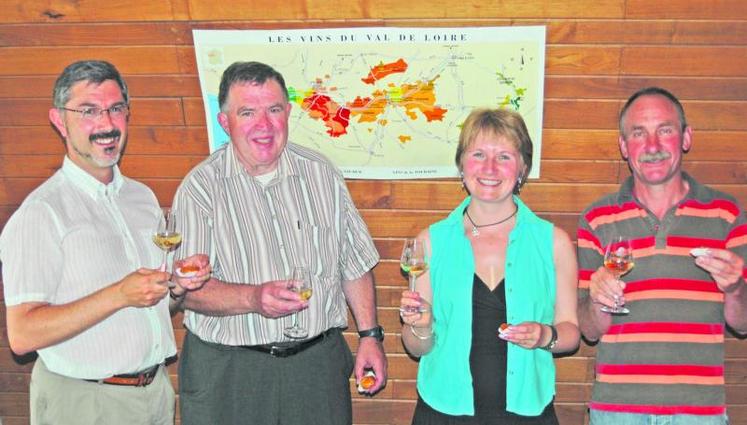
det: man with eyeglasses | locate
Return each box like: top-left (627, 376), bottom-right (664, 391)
top-left (0, 60), bottom-right (209, 425)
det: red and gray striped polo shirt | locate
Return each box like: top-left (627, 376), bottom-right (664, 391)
top-left (577, 173), bottom-right (747, 416)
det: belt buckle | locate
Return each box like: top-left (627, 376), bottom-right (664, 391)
top-left (269, 346), bottom-right (288, 358)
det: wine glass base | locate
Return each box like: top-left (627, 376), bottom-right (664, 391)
top-left (600, 306), bottom-right (630, 315)
top-left (283, 327), bottom-right (308, 339)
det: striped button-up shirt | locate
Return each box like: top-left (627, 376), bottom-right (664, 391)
top-left (577, 173), bottom-right (747, 416)
top-left (0, 157), bottom-right (176, 379)
top-left (173, 143), bottom-right (379, 346)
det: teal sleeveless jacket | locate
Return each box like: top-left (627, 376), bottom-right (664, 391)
top-left (417, 196), bottom-right (556, 416)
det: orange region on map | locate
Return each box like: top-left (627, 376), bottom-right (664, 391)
top-left (302, 93), bottom-right (351, 137)
top-left (398, 135), bottom-right (412, 144)
top-left (398, 76), bottom-right (447, 122)
top-left (361, 58), bottom-right (408, 85)
top-left (348, 75), bottom-right (447, 124)
top-left (347, 95), bottom-right (389, 123)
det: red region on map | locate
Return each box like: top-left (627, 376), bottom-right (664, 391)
top-left (302, 93), bottom-right (351, 137)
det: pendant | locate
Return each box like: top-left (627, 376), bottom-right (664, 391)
top-left (471, 226), bottom-right (479, 237)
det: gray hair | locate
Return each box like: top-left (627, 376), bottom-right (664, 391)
top-left (52, 60), bottom-right (128, 108)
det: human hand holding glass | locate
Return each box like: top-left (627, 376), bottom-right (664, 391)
top-left (399, 238), bottom-right (429, 313)
top-left (600, 236), bottom-right (634, 314)
top-left (284, 266), bottom-right (312, 339)
top-left (152, 207), bottom-right (181, 273)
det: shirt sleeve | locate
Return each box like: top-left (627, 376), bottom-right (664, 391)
top-left (726, 204), bottom-right (747, 282)
top-left (337, 177), bottom-right (379, 282)
top-left (0, 201), bottom-right (63, 305)
top-left (172, 171), bottom-right (215, 271)
top-left (576, 207), bottom-right (603, 300)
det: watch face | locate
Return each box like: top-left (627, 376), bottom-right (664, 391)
top-left (359, 326), bottom-right (384, 341)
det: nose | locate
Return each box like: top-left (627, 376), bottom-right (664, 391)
top-left (254, 111), bottom-right (272, 129)
top-left (643, 133), bottom-right (662, 152)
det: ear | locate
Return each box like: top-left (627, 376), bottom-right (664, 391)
top-left (681, 126), bottom-right (693, 152)
top-left (217, 112), bottom-right (230, 136)
top-left (618, 135), bottom-right (629, 160)
top-left (49, 108), bottom-right (68, 139)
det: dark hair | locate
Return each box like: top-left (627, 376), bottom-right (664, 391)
top-left (218, 61), bottom-right (288, 110)
top-left (53, 60), bottom-right (128, 108)
top-left (455, 108), bottom-right (533, 194)
top-left (619, 87), bottom-right (687, 136)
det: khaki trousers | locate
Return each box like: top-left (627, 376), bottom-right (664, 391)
top-left (30, 359), bottom-right (175, 425)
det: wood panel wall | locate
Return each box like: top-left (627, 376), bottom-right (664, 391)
top-left (1, 1), bottom-right (747, 424)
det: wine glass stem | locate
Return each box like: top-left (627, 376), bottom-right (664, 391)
top-left (408, 273), bottom-right (416, 292)
top-left (160, 252), bottom-right (168, 272)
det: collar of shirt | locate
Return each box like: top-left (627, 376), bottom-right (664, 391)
top-left (223, 142), bottom-right (301, 183)
top-left (60, 156), bottom-right (123, 199)
top-left (616, 172), bottom-right (700, 206)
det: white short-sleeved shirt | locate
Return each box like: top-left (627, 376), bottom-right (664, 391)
top-left (0, 157), bottom-right (176, 379)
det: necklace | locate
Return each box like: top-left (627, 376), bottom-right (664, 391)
top-left (465, 205), bottom-right (518, 236)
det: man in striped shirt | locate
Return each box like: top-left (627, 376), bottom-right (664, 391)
top-left (172, 61), bottom-right (386, 425)
top-left (577, 87), bottom-right (747, 425)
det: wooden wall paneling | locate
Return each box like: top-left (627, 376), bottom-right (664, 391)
top-left (0, 47), bottom-right (184, 75)
top-left (625, 0), bottom-right (747, 20)
top-left (0, 0), bottom-right (191, 23)
top-left (621, 46), bottom-right (747, 77)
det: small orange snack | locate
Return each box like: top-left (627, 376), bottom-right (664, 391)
top-left (357, 370), bottom-right (376, 393)
top-left (498, 323), bottom-right (510, 334)
top-left (177, 264), bottom-right (200, 277)
top-left (180, 265), bottom-right (200, 273)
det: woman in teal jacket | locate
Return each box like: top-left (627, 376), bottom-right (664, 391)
top-left (400, 108), bottom-right (580, 424)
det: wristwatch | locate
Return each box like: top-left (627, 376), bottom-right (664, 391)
top-left (358, 325), bottom-right (385, 342)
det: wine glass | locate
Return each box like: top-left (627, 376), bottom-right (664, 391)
top-left (399, 238), bottom-right (429, 313)
top-left (600, 236), bottom-right (634, 314)
top-left (284, 266), bottom-right (312, 339)
top-left (152, 207), bottom-right (182, 272)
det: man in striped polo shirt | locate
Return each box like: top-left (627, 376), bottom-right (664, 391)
top-left (172, 61), bottom-right (386, 425)
top-left (577, 87), bottom-right (747, 425)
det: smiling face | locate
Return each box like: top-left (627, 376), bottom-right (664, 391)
top-left (218, 79), bottom-right (292, 176)
top-left (619, 94), bottom-right (692, 187)
top-left (461, 131), bottom-right (525, 204)
top-left (49, 79), bottom-right (128, 183)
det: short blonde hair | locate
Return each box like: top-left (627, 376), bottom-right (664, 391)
top-left (455, 108), bottom-right (533, 193)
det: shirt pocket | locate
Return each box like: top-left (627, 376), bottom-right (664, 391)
top-left (294, 223), bottom-right (338, 279)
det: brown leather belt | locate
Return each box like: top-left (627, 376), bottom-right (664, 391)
top-left (241, 328), bottom-right (338, 358)
top-left (85, 364), bottom-right (160, 387)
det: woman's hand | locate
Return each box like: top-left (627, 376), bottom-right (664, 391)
top-left (498, 321), bottom-right (548, 349)
top-left (399, 290), bottom-right (432, 328)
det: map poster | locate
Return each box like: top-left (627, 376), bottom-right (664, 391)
top-left (193, 26), bottom-right (546, 179)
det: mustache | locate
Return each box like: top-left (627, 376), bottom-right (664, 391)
top-left (89, 129), bottom-right (121, 142)
top-left (639, 151), bottom-right (671, 163)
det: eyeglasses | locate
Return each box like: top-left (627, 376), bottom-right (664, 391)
top-left (60, 104), bottom-right (129, 121)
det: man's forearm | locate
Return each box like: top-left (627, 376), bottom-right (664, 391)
top-left (578, 296), bottom-right (612, 342)
top-left (182, 278), bottom-right (256, 316)
top-left (725, 278), bottom-right (747, 334)
top-left (342, 271), bottom-right (378, 330)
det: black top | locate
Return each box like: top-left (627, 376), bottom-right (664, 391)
top-left (411, 275), bottom-right (557, 425)
top-left (469, 274), bottom-right (558, 425)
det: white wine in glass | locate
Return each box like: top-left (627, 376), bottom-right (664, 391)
top-left (600, 236), bottom-right (634, 314)
top-left (284, 266), bottom-right (312, 339)
top-left (400, 238), bottom-right (429, 313)
top-left (153, 207), bottom-right (181, 272)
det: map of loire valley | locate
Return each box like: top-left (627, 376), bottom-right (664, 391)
top-left (194, 27), bottom-right (546, 179)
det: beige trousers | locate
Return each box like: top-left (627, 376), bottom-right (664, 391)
top-left (30, 359), bottom-right (175, 425)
